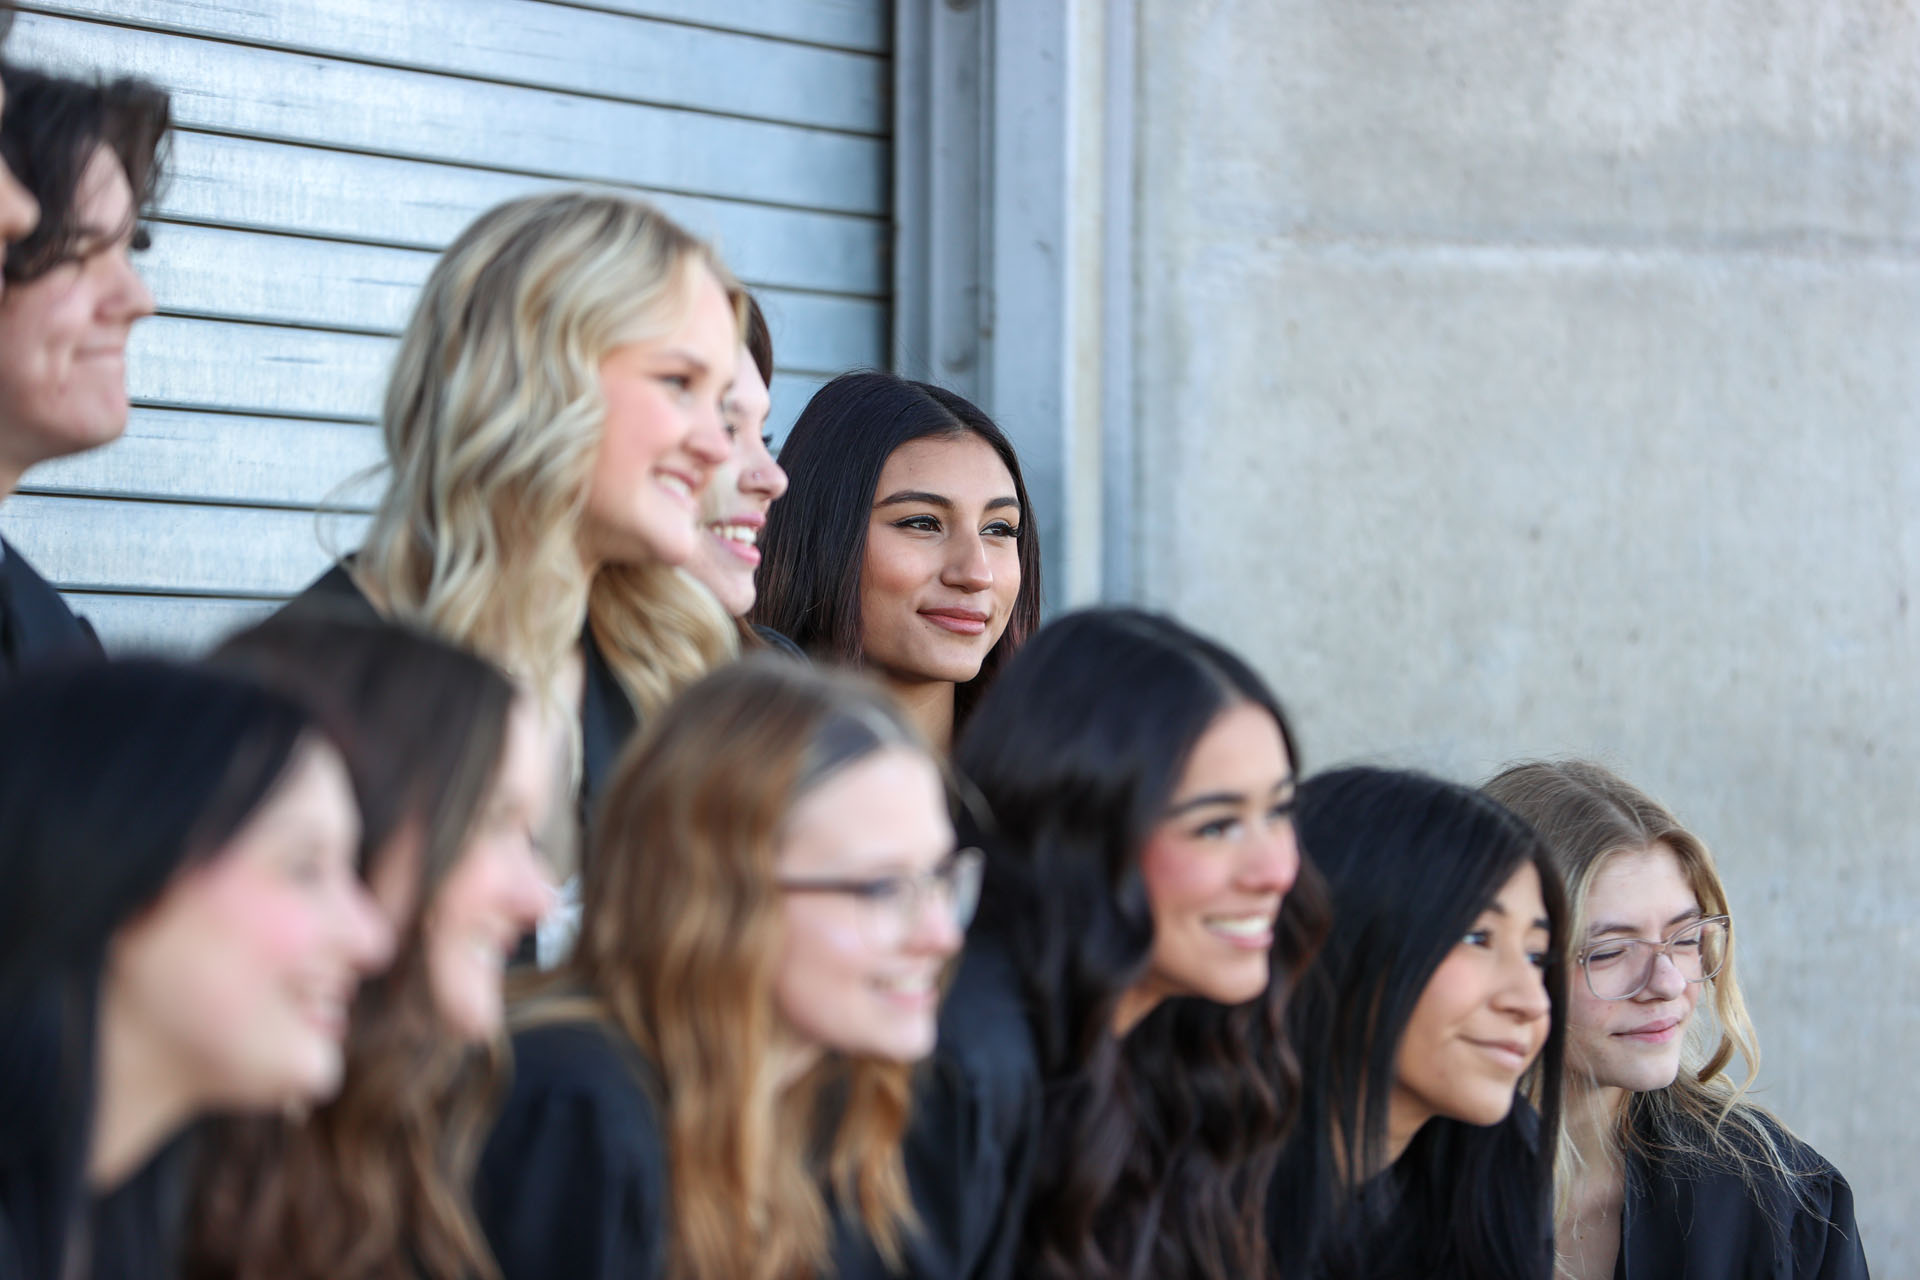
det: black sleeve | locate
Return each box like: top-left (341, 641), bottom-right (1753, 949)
top-left (474, 1027), bottom-right (667, 1280)
top-left (1792, 1168), bottom-right (1871, 1280)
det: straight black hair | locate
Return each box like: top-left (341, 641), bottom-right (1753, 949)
top-left (750, 370), bottom-right (1042, 726)
top-left (0, 60), bottom-right (169, 284)
top-left (0, 660), bottom-right (321, 1280)
top-left (954, 607), bottom-right (1328, 1280)
top-left (1269, 766), bottom-right (1568, 1280)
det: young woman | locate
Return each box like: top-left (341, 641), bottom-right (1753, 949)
top-left (0, 661), bottom-right (392, 1280)
top-left (1268, 766), bottom-right (1567, 1280)
top-left (0, 62), bottom-right (168, 676)
top-left (185, 614), bottom-right (557, 1280)
top-left (751, 371), bottom-right (1042, 750)
top-left (292, 190), bottom-right (744, 824)
top-left (887, 607), bottom-right (1324, 1280)
top-left (474, 658), bottom-right (972, 1279)
top-left (1484, 760), bottom-right (1868, 1280)
top-left (683, 292), bottom-right (793, 650)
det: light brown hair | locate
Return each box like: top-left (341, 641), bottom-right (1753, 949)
top-left (187, 615), bottom-right (517, 1280)
top-left (520, 657), bottom-right (930, 1279)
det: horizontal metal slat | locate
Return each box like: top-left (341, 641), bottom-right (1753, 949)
top-left (65, 590), bottom-right (279, 655)
top-left (9, 14), bottom-right (886, 215)
top-left (158, 132), bottom-right (888, 295)
top-left (139, 223), bottom-right (888, 371)
top-left (566, 0), bottom-right (888, 53)
top-left (0, 494), bottom-right (368, 595)
top-left (31, 0), bottom-right (886, 134)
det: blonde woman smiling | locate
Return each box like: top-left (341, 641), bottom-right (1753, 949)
top-left (1485, 761), bottom-right (1868, 1280)
top-left (292, 191), bottom-right (744, 826)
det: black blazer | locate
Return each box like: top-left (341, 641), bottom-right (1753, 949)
top-left (0, 538), bottom-right (102, 681)
top-left (841, 941), bottom-right (1042, 1280)
top-left (281, 564), bottom-right (641, 832)
top-left (474, 1020), bottom-right (669, 1280)
top-left (1618, 1113), bottom-right (1870, 1279)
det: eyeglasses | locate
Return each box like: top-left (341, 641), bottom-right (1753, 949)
top-left (777, 847), bottom-right (984, 945)
top-left (1577, 915), bottom-right (1730, 1001)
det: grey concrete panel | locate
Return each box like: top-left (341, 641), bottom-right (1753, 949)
top-left (35, 0), bottom-right (886, 133)
top-left (1133, 1), bottom-right (1916, 1267)
top-left (67, 592), bottom-right (280, 655)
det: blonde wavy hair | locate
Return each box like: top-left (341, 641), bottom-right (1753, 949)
top-left (517, 658), bottom-right (929, 1280)
top-left (1483, 760), bottom-right (1811, 1235)
top-left (353, 190), bottom-right (738, 731)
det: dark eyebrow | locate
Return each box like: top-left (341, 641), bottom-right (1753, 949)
top-left (1165, 776), bottom-right (1293, 819)
top-left (875, 489), bottom-right (952, 511)
top-left (1588, 905), bottom-right (1703, 938)
top-left (985, 496), bottom-right (1020, 512)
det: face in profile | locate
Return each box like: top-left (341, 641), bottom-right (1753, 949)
top-left (0, 75), bottom-right (43, 294)
top-left (104, 738), bottom-right (394, 1108)
top-left (686, 342), bottom-right (788, 616)
top-left (581, 265), bottom-right (737, 570)
top-left (423, 695), bottom-right (558, 1040)
top-left (859, 433), bottom-right (1022, 687)
top-left (772, 744), bottom-right (967, 1063)
top-left (0, 144), bottom-right (154, 464)
top-left (1567, 842), bottom-right (1708, 1093)
top-left (1389, 863), bottom-right (1553, 1137)
top-left (1132, 701), bottom-right (1299, 1014)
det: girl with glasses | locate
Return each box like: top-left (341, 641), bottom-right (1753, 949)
top-left (1268, 767), bottom-right (1566, 1280)
top-left (474, 658), bottom-right (970, 1280)
top-left (876, 608), bottom-right (1325, 1280)
top-left (1485, 760), bottom-right (1867, 1280)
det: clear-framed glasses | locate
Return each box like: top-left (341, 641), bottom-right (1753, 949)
top-left (777, 847), bottom-right (984, 945)
top-left (1577, 914), bottom-right (1730, 1001)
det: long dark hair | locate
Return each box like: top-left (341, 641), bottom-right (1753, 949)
top-left (953, 607), bottom-right (1328, 1280)
top-left (0, 61), bottom-right (170, 284)
top-left (1270, 767), bottom-right (1568, 1280)
top-left (187, 613), bottom-right (519, 1280)
top-left (0, 660), bottom-right (319, 1280)
top-left (750, 370), bottom-right (1043, 724)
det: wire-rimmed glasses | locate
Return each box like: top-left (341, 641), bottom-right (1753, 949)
top-left (1577, 914), bottom-right (1730, 1001)
top-left (777, 847), bottom-right (984, 945)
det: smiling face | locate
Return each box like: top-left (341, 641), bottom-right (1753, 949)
top-left (1567, 842), bottom-right (1705, 1094)
top-left (772, 745), bottom-right (962, 1064)
top-left (423, 695), bottom-right (559, 1040)
top-left (580, 265), bottom-right (737, 570)
top-left (0, 75), bottom-right (42, 291)
top-left (858, 434), bottom-right (1022, 688)
top-left (104, 739), bottom-right (394, 1109)
top-left (1388, 862), bottom-right (1553, 1146)
top-left (0, 144), bottom-right (154, 477)
top-left (1121, 702), bottom-right (1299, 1027)
top-left (686, 342), bottom-right (788, 615)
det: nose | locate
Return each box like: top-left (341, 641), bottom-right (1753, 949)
top-left (104, 248), bottom-right (155, 323)
top-left (686, 398), bottom-right (733, 469)
top-left (344, 881), bottom-right (398, 974)
top-left (1237, 820), bottom-right (1299, 897)
top-left (742, 437), bottom-right (788, 502)
top-left (903, 888), bottom-right (965, 959)
top-left (1495, 951), bottom-right (1553, 1023)
top-left (1640, 949), bottom-right (1688, 1001)
top-left (0, 159), bottom-right (37, 251)
top-left (508, 846), bottom-right (560, 931)
top-left (940, 529), bottom-right (994, 592)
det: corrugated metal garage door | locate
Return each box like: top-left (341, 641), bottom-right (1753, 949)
top-left (0, 0), bottom-right (890, 651)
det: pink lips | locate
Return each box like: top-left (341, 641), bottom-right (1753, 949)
top-left (1616, 1017), bottom-right (1682, 1044)
top-left (920, 607), bottom-right (989, 636)
top-left (1465, 1037), bottom-right (1533, 1073)
top-left (705, 513), bottom-right (764, 567)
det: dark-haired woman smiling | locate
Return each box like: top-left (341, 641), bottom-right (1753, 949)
top-left (871, 608), bottom-right (1325, 1280)
top-left (751, 371), bottom-right (1041, 749)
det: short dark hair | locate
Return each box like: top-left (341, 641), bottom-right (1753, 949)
top-left (0, 61), bottom-right (170, 285)
top-left (743, 291), bottom-right (773, 386)
top-left (750, 370), bottom-right (1044, 726)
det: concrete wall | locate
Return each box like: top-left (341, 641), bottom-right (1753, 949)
top-left (1130, 0), bottom-right (1917, 1267)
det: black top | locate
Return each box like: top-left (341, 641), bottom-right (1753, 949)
top-left (282, 564), bottom-right (641, 831)
top-left (0, 538), bottom-right (102, 681)
top-left (839, 941), bottom-right (1042, 1280)
top-left (474, 1020), bottom-right (669, 1280)
top-left (1618, 1113), bottom-right (1869, 1279)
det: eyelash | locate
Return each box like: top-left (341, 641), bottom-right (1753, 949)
top-left (893, 515), bottom-right (1021, 538)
